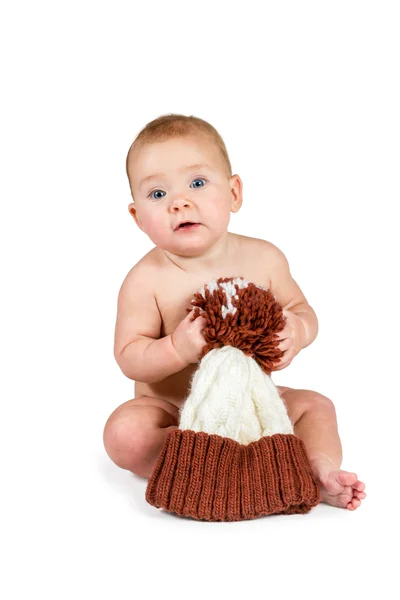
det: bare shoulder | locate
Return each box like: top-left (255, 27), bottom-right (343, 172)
top-left (252, 238), bottom-right (309, 310)
top-left (236, 235), bottom-right (302, 307)
top-left (259, 239), bottom-right (290, 269)
top-left (120, 247), bottom-right (160, 291)
top-left (236, 234), bottom-right (288, 267)
top-left (252, 238), bottom-right (291, 282)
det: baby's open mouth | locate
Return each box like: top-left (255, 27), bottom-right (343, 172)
top-left (176, 222), bottom-right (200, 230)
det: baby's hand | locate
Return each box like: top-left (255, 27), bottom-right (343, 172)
top-left (273, 309), bottom-right (305, 371)
top-left (171, 309), bottom-right (208, 365)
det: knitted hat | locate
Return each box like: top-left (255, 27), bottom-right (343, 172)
top-left (146, 277), bottom-right (320, 521)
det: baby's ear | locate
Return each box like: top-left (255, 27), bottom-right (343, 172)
top-left (128, 202), bottom-right (143, 230)
top-left (229, 174), bottom-right (243, 213)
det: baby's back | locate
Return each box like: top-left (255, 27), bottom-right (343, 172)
top-left (133, 232), bottom-right (273, 408)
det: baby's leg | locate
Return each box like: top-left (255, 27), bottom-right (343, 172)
top-left (103, 396), bottom-right (180, 479)
top-left (280, 387), bottom-right (366, 510)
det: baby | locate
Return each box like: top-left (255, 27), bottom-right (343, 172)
top-left (103, 113), bottom-right (366, 510)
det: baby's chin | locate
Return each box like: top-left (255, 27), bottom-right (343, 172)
top-left (161, 232), bottom-right (221, 257)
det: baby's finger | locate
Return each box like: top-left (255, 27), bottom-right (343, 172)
top-left (276, 324), bottom-right (292, 339)
top-left (274, 360), bottom-right (288, 371)
top-left (194, 318), bottom-right (207, 331)
top-left (278, 337), bottom-right (294, 351)
top-left (193, 312), bottom-right (207, 326)
top-left (188, 308), bottom-right (204, 320)
top-left (274, 354), bottom-right (293, 370)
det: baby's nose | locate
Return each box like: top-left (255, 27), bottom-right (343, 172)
top-left (171, 197), bottom-right (192, 209)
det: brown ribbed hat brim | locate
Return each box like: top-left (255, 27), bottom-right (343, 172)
top-left (146, 429), bottom-right (320, 521)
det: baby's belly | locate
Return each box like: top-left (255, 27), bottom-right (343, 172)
top-left (134, 363), bottom-right (198, 409)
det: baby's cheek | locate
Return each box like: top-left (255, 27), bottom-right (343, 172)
top-left (142, 213), bottom-right (166, 238)
top-left (214, 207), bottom-right (232, 231)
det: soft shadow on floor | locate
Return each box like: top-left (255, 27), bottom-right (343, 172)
top-left (98, 454), bottom-right (342, 523)
top-left (98, 454), bottom-right (186, 520)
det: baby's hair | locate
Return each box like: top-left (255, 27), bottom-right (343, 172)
top-left (126, 113), bottom-right (233, 199)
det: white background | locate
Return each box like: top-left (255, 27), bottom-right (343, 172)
top-left (1, 1), bottom-right (399, 598)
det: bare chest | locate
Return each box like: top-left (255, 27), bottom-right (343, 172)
top-left (156, 260), bottom-right (269, 338)
top-left (134, 239), bottom-right (271, 406)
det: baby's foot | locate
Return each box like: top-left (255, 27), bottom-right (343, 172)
top-left (317, 469), bottom-right (366, 510)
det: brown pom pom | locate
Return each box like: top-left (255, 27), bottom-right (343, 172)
top-left (187, 277), bottom-right (286, 376)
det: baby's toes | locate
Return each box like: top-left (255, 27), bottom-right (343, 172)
top-left (336, 471), bottom-right (358, 487)
top-left (353, 490), bottom-right (366, 500)
top-left (353, 480), bottom-right (365, 492)
top-left (347, 497), bottom-right (361, 510)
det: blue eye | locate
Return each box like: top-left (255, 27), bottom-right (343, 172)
top-left (191, 178), bottom-right (207, 188)
top-left (149, 190), bottom-right (165, 200)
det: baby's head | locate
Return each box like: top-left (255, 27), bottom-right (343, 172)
top-left (126, 114), bottom-right (242, 257)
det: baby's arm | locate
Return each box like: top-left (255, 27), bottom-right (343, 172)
top-left (114, 265), bottom-right (188, 383)
top-left (266, 242), bottom-right (318, 349)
